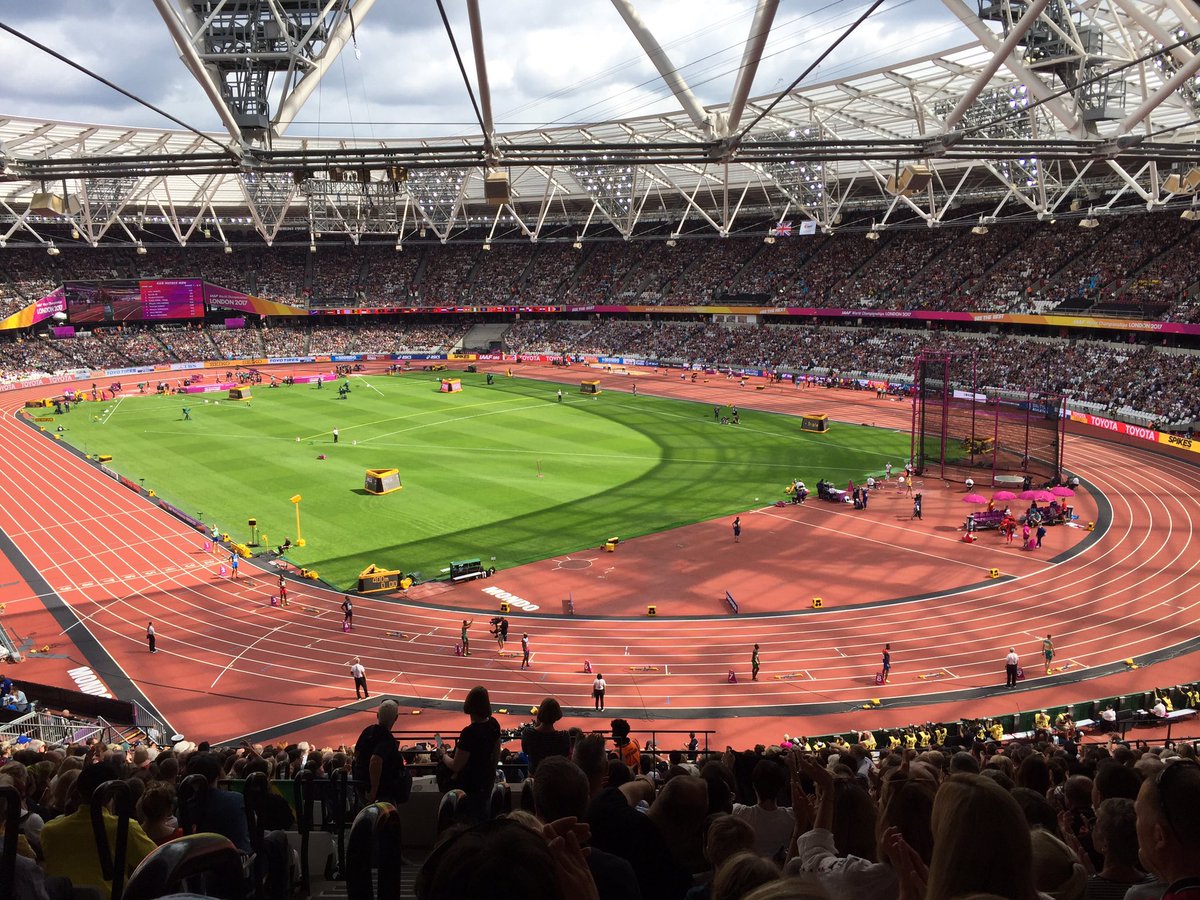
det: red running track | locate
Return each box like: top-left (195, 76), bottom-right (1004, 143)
top-left (0, 364), bottom-right (1197, 750)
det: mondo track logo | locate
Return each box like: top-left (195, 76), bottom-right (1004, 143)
top-left (67, 666), bottom-right (113, 698)
top-left (480, 586), bottom-right (539, 611)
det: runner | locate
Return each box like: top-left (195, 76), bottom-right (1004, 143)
top-left (751, 643), bottom-right (760, 681)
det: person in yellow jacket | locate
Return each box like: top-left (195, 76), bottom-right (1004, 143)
top-left (41, 761), bottom-right (157, 900)
top-left (858, 730), bottom-right (877, 751)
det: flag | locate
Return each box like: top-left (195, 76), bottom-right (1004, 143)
top-left (770, 220), bottom-right (793, 237)
top-left (798, 220), bottom-right (817, 235)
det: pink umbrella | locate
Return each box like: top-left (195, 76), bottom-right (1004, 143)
top-left (1034, 490), bottom-right (1056, 502)
top-left (1051, 485), bottom-right (1075, 497)
top-left (1018, 490), bottom-right (1042, 500)
top-left (963, 494), bottom-right (988, 504)
top-left (993, 490), bottom-right (1016, 501)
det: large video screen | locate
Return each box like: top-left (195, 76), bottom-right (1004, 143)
top-left (141, 279), bottom-right (204, 319)
top-left (65, 279), bottom-right (204, 323)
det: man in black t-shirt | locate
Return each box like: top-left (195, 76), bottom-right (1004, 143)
top-left (352, 699), bottom-right (410, 805)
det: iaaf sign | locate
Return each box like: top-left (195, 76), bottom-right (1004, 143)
top-left (481, 585), bottom-right (540, 611)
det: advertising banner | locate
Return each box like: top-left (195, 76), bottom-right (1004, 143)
top-left (0, 288), bottom-right (67, 331)
top-left (1068, 410), bottom-right (1160, 442)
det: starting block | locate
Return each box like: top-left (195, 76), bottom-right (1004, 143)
top-left (988, 568), bottom-right (1001, 579)
top-left (728, 670), bottom-right (737, 683)
top-left (916, 671), bottom-right (946, 680)
top-left (386, 631), bottom-right (405, 638)
top-left (811, 597), bottom-right (823, 609)
top-left (647, 604), bottom-right (657, 616)
top-left (302, 606), bottom-right (319, 614)
top-left (583, 660), bottom-right (592, 673)
top-left (862, 699), bottom-right (881, 709)
top-left (499, 651), bottom-right (518, 658)
top-left (628, 665), bottom-right (659, 672)
top-left (773, 671), bottom-right (811, 681)
top-left (1124, 658), bottom-right (1139, 669)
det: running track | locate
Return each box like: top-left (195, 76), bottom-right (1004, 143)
top-left (0, 363), bottom-right (1197, 750)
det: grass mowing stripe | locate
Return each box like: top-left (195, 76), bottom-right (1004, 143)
top-left (57, 373), bottom-right (909, 589)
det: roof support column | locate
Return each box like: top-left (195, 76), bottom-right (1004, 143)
top-left (940, 0), bottom-right (1090, 139)
top-left (1117, 49), bottom-right (1200, 135)
top-left (726, 0), bottom-right (780, 136)
top-left (465, 0), bottom-right (496, 152)
top-left (609, 0), bottom-right (715, 138)
top-left (1111, 0), bottom-right (1196, 69)
top-left (152, 0), bottom-right (245, 148)
top-left (271, 0), bottom-right (380, 137)
top-left (942, 0), bottom-right (1052, 131)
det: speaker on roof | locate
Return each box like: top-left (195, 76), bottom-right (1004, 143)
top-left (886, 165), bottom-right (932, 197)
top-left (485, 172), bottom-right (510, 207)
top-left (1164, 168), bottom-right (1200, 195)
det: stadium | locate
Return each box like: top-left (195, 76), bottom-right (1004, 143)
top-left (1, 1), bottom-right (1200, 898)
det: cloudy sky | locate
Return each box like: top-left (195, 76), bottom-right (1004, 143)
top-left (0, 0), bottom-right (975, 140)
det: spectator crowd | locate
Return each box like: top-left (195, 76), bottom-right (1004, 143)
top-left (2, 210), bottom-right (1197, 316)
top-left (5, 688), bottom-right (1200, 900)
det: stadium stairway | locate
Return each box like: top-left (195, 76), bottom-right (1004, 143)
top-left (459, 321), bottom-right (511, 351)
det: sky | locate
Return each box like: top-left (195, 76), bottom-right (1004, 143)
top-left (0, 0), bottom-right (977, 142)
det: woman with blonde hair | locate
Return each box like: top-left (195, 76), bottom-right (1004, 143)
top-left (886, 774), bottom-right (1038, 900)
top-left (712, 851), bottom-right (780, 900)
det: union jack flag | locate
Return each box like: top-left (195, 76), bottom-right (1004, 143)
top-left (770, 220), bottom-right (793, 237)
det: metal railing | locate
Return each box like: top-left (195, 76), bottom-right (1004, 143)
top-left (0, 710), bottom-right (139, 747)
top-left (130, 698), bottom-right (170, 746)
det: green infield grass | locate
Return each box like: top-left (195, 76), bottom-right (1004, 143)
top-left (57, 372), bottom-right (910, 589)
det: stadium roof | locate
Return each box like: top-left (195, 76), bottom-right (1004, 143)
top-left (1, 0), bottom-right (1199, 248)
